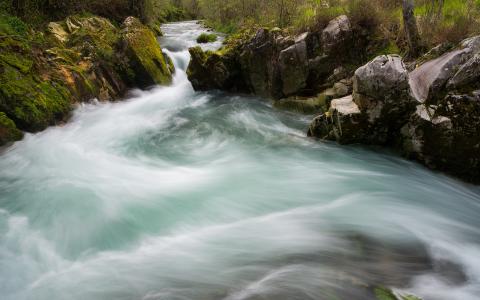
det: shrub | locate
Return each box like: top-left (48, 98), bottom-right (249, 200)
top-left (196, 33), bottom-right (217, 43)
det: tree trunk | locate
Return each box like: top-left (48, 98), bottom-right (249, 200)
top-left (402, 0), bottom-right (423, 58)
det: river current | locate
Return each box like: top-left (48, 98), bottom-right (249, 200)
top-left (1, 21), bottom-right (480, 300)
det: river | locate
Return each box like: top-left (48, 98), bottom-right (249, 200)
top-left (1, 21), bottom-right (480, 300)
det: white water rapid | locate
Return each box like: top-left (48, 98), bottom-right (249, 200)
top-left (1, 21), bottom-right (480, 300)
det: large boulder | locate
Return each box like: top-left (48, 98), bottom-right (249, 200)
top-left (187, 47), bottom-right (232, 91)
top-left (409, 36), bottom-right (480, 103)
top-left (120, 17), bottom-right (173, 88)
top-left (239, 28), bottom-right (285, 98)
top-left (401, 92), bottom-right (480, 182)
top-left (278, 33), bottom-right (309, 96)
top-left (321, 15), bottom-right (352, 55)
top-left (352, 55), bottom-right (416, 143)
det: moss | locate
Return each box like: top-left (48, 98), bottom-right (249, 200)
top-left (0, 65), bottom-right (71, 131)
top-left (0, 112), bottom-right (23, 145)
top-left (122, 17), bottom-right (173, 86)
top-left (374, 287), bottom-right (422, 300)
top-left (196, 33), bottom-right (218, 43)
top-left (375, 287), bottom-right (398, 300)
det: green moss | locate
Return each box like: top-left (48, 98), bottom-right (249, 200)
top-left (0, 112), bottom-right (23, 145)
top-left (0, 65), bottom-right (71, 131)
top-left (375, 287), bottom-right (397, 300)
top-left (196, 33), bottom-right (218, 43)
top-left (122, 18), bottom-right (173, 86)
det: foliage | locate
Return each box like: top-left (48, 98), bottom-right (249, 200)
top-left (196, 32), bottom-right (217, 43)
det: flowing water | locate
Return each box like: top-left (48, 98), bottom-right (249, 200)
top-left (1, 21), bottom-right (480, 300)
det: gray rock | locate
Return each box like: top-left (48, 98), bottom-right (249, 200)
top-left (278, 38), bottom-right (309, 96)
top-left (409, 49), bottom-right (470, 103)
top-left (308, 95), bottom-right (367, 143)
top-left (354, 55), bottom-right (410, 101)
top-left (322, 15), bottom-right (352, 54)
top-left (447, 54), bottom-right (480, 90)
top-left (333, 81), bottom-right (350, 98)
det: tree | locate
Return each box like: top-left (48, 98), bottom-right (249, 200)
top-left (402, 0), bottom-right (423, 57)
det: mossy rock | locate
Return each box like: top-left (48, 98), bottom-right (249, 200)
top-left (0, 112), bottom-right (23, 145)
top-left (374, 286), bottom-right (422, 300)
top-left (0, 65), bottom-right (72, 131)
top-left (274, 94), bottom-right (327, 114)
top-left (120, 17), bottom-right (173, 87)
top-left (196, 33), bottom-right (217, 43)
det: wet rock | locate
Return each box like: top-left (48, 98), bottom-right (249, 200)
top-left (187, 47), bottom-right (232, 90)
top-left (278, 37), bottom-right (309, 96)
top-left (239, 28), bottom-right (283, 98)
top-left (120, 16), bottom-right (173, 87)
top-left (402, 92), bottom-right (480, 182)
top-left (353, 55), bottom-right (416, 143)
top-left (274, 94), bottom-right (327, 114)
top-left (308, 95), bottom-right (368, 144)
top-left (0, 112), bottom-right (23, 146)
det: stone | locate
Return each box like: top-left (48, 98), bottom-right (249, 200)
top-left (308, 95), bottom-right (367, 144)
top-left (0, 112), bottom-right (23, 146)
top-left (446, 54), bottom-right (480, 90)
top-left (333, 81), bottom-right (350, 98)
top-left (353, 55), bottom-right (416, 143)
top-left (274, 94), bottom-right (327, 114)
top-left (120, 17), bottom-right (173, 87)
top-left (278, 38), bottom-right (309, 96)
top-left (47, 22), bottom-right (69, 43)
top-left (409, 49), bottom-right (470, 103)
top-left (321, 15), bottom-right (352, 55)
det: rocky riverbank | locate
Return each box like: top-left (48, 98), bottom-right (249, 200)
top-left (0, 13), bottom-right (173, 146)
top-left (186, 15), bottom-right (480, 183)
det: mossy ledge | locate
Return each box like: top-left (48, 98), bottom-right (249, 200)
top-left (0, 13), bottom-right (173, 146)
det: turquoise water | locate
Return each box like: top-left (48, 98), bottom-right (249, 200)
top-left (1, 21), bottom-right (480, 300)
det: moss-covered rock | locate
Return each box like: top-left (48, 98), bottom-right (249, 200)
top-left (120, 17), bottom-right (173, 88)
top-left (196, 33), bottom-right (217, 43)
top-left (0, 12), bottom-right (173, 139)
top-left (0, 112), bottom-right (23, 146)
top-left (274, 94), bottom-right (327, 114)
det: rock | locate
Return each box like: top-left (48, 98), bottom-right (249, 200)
top-left (120, 17), bottom-right (173, 87)
top-left (0, 112), bottom-right (23, 146)
top-left (333, 81), bottom-right (350, 98)
top-left (187, 47), bottom-right (231, 90)
top-left (239, 28), bottom-right (282, 98)
top-left (352, 55), bottom-right (416, 143)
top-left (278, 37), bottom-right (309, 96)
top-left (47, 22), bottom-right (69, 44)
top-left (409, 49), bottom-right (470, 103)
top-left (409, 36), bottom-right (480, 103)
top-left (308, 95), bottom-right (368, 144)
top-left (402, 92), bottom-right (480, 182)
top-left (446, 53), bottom-right (480, 90)
top-left (321, 15), bottom-right (352, 55)
top-left (274, 94), bottom-right (327, 114)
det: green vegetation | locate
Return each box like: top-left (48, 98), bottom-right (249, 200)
top-left (196, 32), bottom-right (217, 43)
top-left (175, 0), bottom-right (480, 53)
